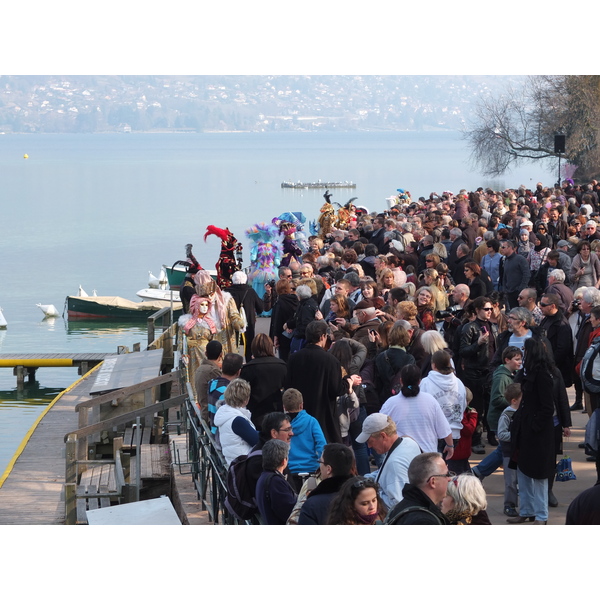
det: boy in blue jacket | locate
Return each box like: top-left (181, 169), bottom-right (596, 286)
top-left (283, 388), bottom-right (327, 492)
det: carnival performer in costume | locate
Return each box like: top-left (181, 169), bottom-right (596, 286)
top-left (335, 198), bottom-right (356, 230)
top-left (193, 270), bottom-right (244, 355)
top-left (204, 225), bottom-right (243, 288)
top-left (273, 212), bottom-right (309, 271)
top-left (317, 190), bottom-right (336, 240)
top-left (178, 294), bottom-right (217, 395)
top-left (171, 243), bottom-right (203, 314)
top-left (245, 222), bottom-right (283, 314)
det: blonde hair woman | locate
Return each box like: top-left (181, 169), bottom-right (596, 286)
top-left (441, 473), bottom-right (490, 524)
top-left (420, 268), bottom-right (449, 312)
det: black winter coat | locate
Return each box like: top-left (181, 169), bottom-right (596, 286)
top-left (298, 476), bottom-right (351, 525)
top-left (385, 484), bottom-right (449, 525)
top-left (510, 368), bottom-right (558, 479)
top-left (240, 356), bottom-right (288, 430)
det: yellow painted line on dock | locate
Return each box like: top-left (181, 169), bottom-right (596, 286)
top-left (0, 362), bottom-right (104, 489)
top-left (0, 359), bottom-right (74, 367)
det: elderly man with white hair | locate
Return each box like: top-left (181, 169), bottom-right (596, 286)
top-left (544, 268), bottom-right (574, 311)
top-left (584, 220), bottom-right (600, 242)
top-left (228, 270), bottom-right (265, 361)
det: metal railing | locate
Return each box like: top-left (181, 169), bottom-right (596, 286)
top-left (173, 382), bottom-right (257, 525)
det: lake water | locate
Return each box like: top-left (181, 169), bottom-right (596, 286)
top-left (0, 130), bottom-right (554, 475)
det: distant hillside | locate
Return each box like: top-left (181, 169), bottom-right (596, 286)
top-left (0, 75), bottom-right (527, 134)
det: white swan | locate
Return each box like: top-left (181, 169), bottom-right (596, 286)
top-left (78, 285), bottom-right (88, 297)
top-left (148, 271), bottom-right (160, 289)
top-left (0, 307), bottom-right (7, 328)
top-left (36, 303), bottom-right (60, 318)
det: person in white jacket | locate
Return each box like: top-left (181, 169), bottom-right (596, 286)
top-left (214, 378), bottom-right (259, 466)
top-left (419, 350), bottom-right (467, 444)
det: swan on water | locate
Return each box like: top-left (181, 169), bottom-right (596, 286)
top-left (36, 303), bottom-right (60, 318)
top-left (148, 271), bottom-right (160, 289)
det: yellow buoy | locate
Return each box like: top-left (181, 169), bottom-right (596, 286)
top-left (23, 154), bottom-right (29, 159)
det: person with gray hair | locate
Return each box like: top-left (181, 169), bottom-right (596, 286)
top-left (384, 452), bottom-right (451, 525)
top-left (285, 284), bottom-right (321, 353)
top-left (255, 439), bottom-right (297, 524)
top-left (490, 306), bottom-right (553, 372)
top-left (228, 269), bottom-right (264, 362)
top-left (544, 268), bottom-right (574, 312)
top-left (572, 286), bottom-right (600, 411)
top-left (517, 287), bottom-right (543, 325)
top-left (214, 378), bottom-right (259, 466)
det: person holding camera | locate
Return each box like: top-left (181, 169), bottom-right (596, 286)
top-left (459, 296), bottom-right (496, 454)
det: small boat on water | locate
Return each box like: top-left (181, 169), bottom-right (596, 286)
top-left (163, 265), bottom-right (218, 291)
top-left (281, 180), bottom-right (356, 189)
top-left (136, 288), bottom-right (181, 302)
top-left (66, 295), bottom-right (183, 320)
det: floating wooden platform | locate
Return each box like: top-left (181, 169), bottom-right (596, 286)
top-left (0, 353), bottom-right (115, 368)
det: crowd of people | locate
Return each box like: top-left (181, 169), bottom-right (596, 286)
top-left (186, 180), bottom-right (600, 525)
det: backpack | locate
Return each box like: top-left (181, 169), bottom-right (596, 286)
top-left (384, 505), bottom-right (444, 525)
top-left (384, 351), bottom-right (403, 396)
top-left (580, 338), bottom-right (600, 394)
top-left (584, 408), bottom-right (600, 458)
top-left (237, 290), bottom-right (249, 333)
top-left (224, 448), bottom-right (262, 521)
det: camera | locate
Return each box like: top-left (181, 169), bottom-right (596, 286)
top-left (436, 305), bottom-right (464, 320)
top-left (572, 299), bottom-right (581, 309)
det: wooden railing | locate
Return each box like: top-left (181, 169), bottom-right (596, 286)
top-left (64, 370), bottom-right (186, 524)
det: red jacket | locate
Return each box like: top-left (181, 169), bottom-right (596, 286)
top-left (453, 407), bottom-right (478, 460)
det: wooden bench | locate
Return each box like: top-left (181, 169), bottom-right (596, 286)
top-left (73, 451), bottom-right (127, 525)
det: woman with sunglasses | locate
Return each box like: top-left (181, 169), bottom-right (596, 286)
top-left (326, 476), bottom-right (387, 524)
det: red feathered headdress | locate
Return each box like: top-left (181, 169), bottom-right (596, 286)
top-left (204, 225), bottom-right (233, 243)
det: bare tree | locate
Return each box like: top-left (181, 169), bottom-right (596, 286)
top-left (464, 75), bottom-right (600, 180)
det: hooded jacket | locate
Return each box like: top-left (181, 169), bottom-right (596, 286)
top-left (419, 369), bottom-right (467, 439)
top-left (287, 410), bottom-right (327, 474)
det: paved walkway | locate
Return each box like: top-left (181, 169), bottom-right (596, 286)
top-left (471, 393), bottom-right (595, 525)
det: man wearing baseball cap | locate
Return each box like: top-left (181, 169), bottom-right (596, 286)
top-left (357, 413), bottom-right (421, 509)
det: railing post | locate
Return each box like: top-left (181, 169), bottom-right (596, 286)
top-left (65, 433), bottom-right (78, 525)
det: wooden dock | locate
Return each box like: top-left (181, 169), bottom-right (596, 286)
top-left (0, 367), bottom-right (99, 524)
top-left (0, 349), bottom-right (169, 525)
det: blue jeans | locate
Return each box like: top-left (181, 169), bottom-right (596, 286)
top-left (472, 445), bottom-right (503, 478)
top-left (517, 467), bottom-right (548, 521)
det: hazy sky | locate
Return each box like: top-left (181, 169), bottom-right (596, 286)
top-left (4, 3), bottom-right (589, 76)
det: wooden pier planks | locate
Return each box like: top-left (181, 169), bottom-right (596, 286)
top-left (0, 373), bottom-right (98, 525)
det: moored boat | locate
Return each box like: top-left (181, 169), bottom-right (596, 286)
top-left (136, 288), bottom-right (181, 302)
top-left (66, 295), bottom-right (183, 320)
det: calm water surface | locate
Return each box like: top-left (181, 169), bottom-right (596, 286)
top-left (0, 130), bottom-right (553, 474)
